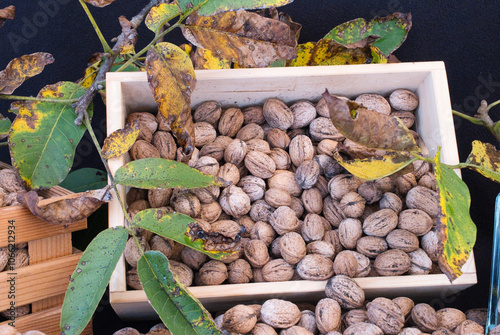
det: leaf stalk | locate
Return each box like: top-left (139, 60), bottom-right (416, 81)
top-left (78, 0), bottom-right (113, 54)
top-left (0, 94), bottom-right (78, 104)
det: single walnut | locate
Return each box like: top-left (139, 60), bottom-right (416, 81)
top-left (219, 185), bottom-right (251, 218)
top-left (261, 299), bottom-right (301, 329)
top-left (269, 148), bottom-right (292, 170)
top-left (340, 192), bottom-right (366, 219)
top-left (228, 259), bottom-right (253, 284)
top-left (465, 308), bottom-right (487, 327)
top-left (238, 175), bottom-right (266, 202)
top-left (246, 138), bottom-right (271, 153)
top-left (236, 123), bottom-right (264, 142)
top-left (124, 236), bottom-right (150, 268)
top-left (411, 303), bottom-right (438, 333)
top-left (194, 122), bottom-right (216, 147)
top-left (309, 117), bottom-right (344, 142)
top-left (152, 131), bottom-right (177, 160)
top-left (169, 260), bottom-right (194, 287)
top-left (355, 93), bottom-right (391, 115)
top-left (193, 100), bottom-right (221, 126)
top-left (290, 196), bottom-right (305, 218)
top-left (406, 186), bottom-right (440, 218)
top-left (374, 249), bottom-right (411, 276)
top-left (130, 140), bottom-right (160, 160)
top-left (367, 297), bottom-right (405, 335)
top-left (263, 98), bottom-right (294, 130)
top-left (418, 172), bottom-right (437, 191)
top-left (199, 141), bottom-right (225, 161)
top-left (295, 160), bottom-right (320, 190)
top-left (218, 162), bottom-right (240, 186)
top-left (148, 188), bottom-right (172, 208)
top-left (333, 250), bottom-right (358, 278)
top-left (241, 105), bottom-right (265, 124)
top-left (266, 128), bottom-right (291, 150)
top-left (191, 185), bottom-right (220, 205)
top-left (398, 209), bottom-right (434, 236)
top-left (379, 192), bottom-right (403, 213)
top-left (356, 236), bottom-right (388, 258)
top-left (343, 323), bottom-right (383, 335)
top-left (392, 111), bottom-right (416, 129)
top-left (323, 197), bottom-right (345, 228)
top-left (296, 254), bottom-right (334, 280)
top-left (289, 135), bottom-right (315, 167)
top-left (280, 232), bottom-right (307, 265)
top-left (222, 304), bottom-right (258, 333)
top-left (195, 260), bottom-right (228, 286)
top-left (250, 221), bottom-right (277, 246)
top-left (301, 213), bottom-right (326, 242)
top-left (338, 218), bottom-right (363, 250)
top-left (268, 170), bottom-right (303, 197)
top-left (325, 275), bottom-right (365, 309)
top-left (262, 258), bottom-right (294, 282)
top-left (357, 181), bottom-right (383, 205)
top-left (224, 139), bottom-right (248, 166)
top-left (150, 235), bottom-right (176, 258)
top-left (317, 139), bottom-right (339, 157)
top-left (363, 209), bottom-right (398, 237)
top-left (250, 200), bottom-right (274, 223)
top-left (288, 100), bottom-right (316, 129)
top-left (245, 151), bottom-right (276, 179)
top-left (265, 188), bottom-right (292, 208)
top-left (180, 247), bottom-right (207, 270)
top-left (176, 146), bottom-right (199, 167)
top-left (307, 241), bottom-right (335, 259)
top-left (127, 269), bottom-right (142, 290)
top-left (392, 297), bottom-right (414, 319)
top-left (244, 239), bottom-right (270, 268)
top-left (252, 323), bottom-right (278, 335)
top-left (126, 112), bottom-right (158, 141)
top-left (421, 229), bottom-right (440, 262)
top-left (323, 230), bottom-right (343, 254)
top-left (344, 250), bottom-right (371, 277)
top-left (301, 188), bottom-right (323, 215)
top-left (171, 193), bottom-right (201, 217)
top-left (436, 308), bottom-right (466, 331)
top-left (386, 229), bottom-right (419, 252)
top-left (298, 310), bottom-right (317, 334)
top-left (454, 319), bottom-right (484, 335)
top-left (211, 220), bottom-right (243, 240)
top-left (194, 156), bottom-right (219, 176)
top-left (269, 206), bottom-right (300, 235)
top-left (395, 173), bottom-right (417, 195)
top-left (408, 248), bottom-right (432, 275)
top-left (342, 309), bottom-right (369, 328)
top-left (315, 298), bottom-right (341, 333)
top-left (328, 174), bottom-right (362, 201)
top-left (200, 201), bottom-right (222, 223)
top-left (219, 108), bottom-right (244, 137)
top-left (389, 89), bottom-right (419, 111)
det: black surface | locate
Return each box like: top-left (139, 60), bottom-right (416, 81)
top-left (1, 1), bottom-right (500, 334)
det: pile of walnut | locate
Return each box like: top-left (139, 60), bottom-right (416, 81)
top-left (124, 88), bottom-right (444, 289)
top-left (212, 275), bottom-right (490, 335)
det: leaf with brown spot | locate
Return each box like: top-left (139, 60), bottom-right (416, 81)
top-left (181, 9), bottom-right (300, 68)
top-left (145, 3), bottom-right (180, 33)
top-left (322, 90), bottom-right (420, 152)
top-left (145, 42), bottom-right (196, 155)
top-left (118, 16), bottom-right (138, 55)
top-left (0, 53), bottom-right (55, 94)
top-left (101, 120), bottom-right (140, 159)
top-left (0, 115), bottom-right (10, 140)
top-left (17, 186), bottom-right (111, 224)
top-left (0, 5), bottom-right (15, 27)
top-left (177, 0), bottom-right (294, 17)
top-left (465, 140), bottom-right (500, 183)
top-left (191, 47), bottom-right (231, 69)
top-left (83, 0), bottom-right (116, 7)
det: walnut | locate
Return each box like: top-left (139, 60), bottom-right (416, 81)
top-left (194, 122), bottom-right (217, 147)
top-left (260, 299), bottom-right (301, 329)
top-left (363, 209), bottom-right (398, 237)
top-left (0, 304), bottom-right (30, 320)
top-left (333, 250), bottom-right (358, 278)
top-left (191, 185), bottom-right (220, 204)
top-left (343, 250), bottom-right (371, 277)
top-left (199, 201), bottom-right (222, 223)
top-left (356, 236), bottom-right (388, 258)
top-left (411, 303), bottom-right (438, 333)
top-left (338, 218), bottom-right (363, 250)
top-left (301, 213), bottom-right (326, 242)
top-left (268, 170), bottom-right (303, 197)
top-left (374, 249), bottom-right (411, 276)
top-left (211, 220), bottom-right (243, 240)
top-left (395, 173), bottom-right (417, 195)
top-left (176, 147), bottom-right (199, 167)
top-left (465, 308), bottom-right (487, 327)
top-left (250, 200), bottom-right (274, 223)
top-left (250, 221), bottom-right (277, 246)
top-left (265, 188), bottom-right (292, 208)
top-left (199, 141), bottom-right (225, 161)
top-left (289, 135), bottom-right (315, 167)
top-left (218, 107), bottom-right (244, 137)
top-left (295, 160), bottom-right (320, 190)
top-left (228, 259), bottom-right (253, 284)
top-left (454, 319), bottom-right (484, 335)
top-left (237, 123), bottom-right (264, 141)
top-left (301, 188), bottom-right (323, 215)
top-left (126, 112), bottom-right (158, 140)
top-left (266, 129), bottom-right (291, 150)
top-left (367, 297), bottom-right (405, 335)
top-left (130, 140), bottom-right (160, 160)
top-left (328, 174), bottom-right (362, 201)
top-left (150, 235), bottom-right (176, 258)
top-left (389, 89), bottom-right (419, 111)
top-left (262, 258), bottom-right (294, 282)
top-left (246, 138), bottom-right (271, 153)
top-left (147, 188), bottom-right (172, 208)
top-left (323, 230), bottom-right (343, 254)
top-left (406, 186), bottom-right (440, 218)
top-left (113, 327), bottom-right (142, 335)
top-left (253, 323), bottom-right (278, 334)
top-left (317, 139), bottom-right (339, 157)
top-left (169, 260), bottom-right (193, 287)
top-left (253, 268), bottom-right (265, 283)
top-left (379, 192), bottom-right (403, 213)
top-left (171, 193), bottom-right (201, 217)
top-left (398, 209), bottom-right (434, 236)
top-left (222, 304), bottom-right (258, 333)
top-left (309, 117), bottom-right (344, 142)
top-left (421, 229), bottom-right (440, 262)
top-left (223, 139), bottom-right (247, 166)
top-left (392, 297), bottom-right (414, 319)
top-left (280, 232), bottom-right (307, 265)
top-left (386, 229), bottom-right (419, 252)
top-left (298, 310), bottom-right (317, 334)
top-left (127, 269), bottom-right (142, 290)
top-left (343, 323), bottom-right (383, 335)
top-left (194, 156), bottom-right (219, 176)
top-left (437, 308), bottom-right (466, 331)
top-left (290, 196), bottom-right (305, 218)
top-left (193, 100), bottom-right (221, 126)
top-left (357, 181), bottom-right (383, 205)
top-left (244, 239), bottom-right (270, 268)
top-left (342, 309), bottom-right (369, 328)
top-left (219, 185), bottom-right (251, 218)
top-left (407, 248), bottom-right (432, 275)
top-left (325, 275), bottom-right (365, 309)
top-left (355, 93), bottom-right (391, 115)
top-left (180, 247), bottom-right (207, 270)
top-left (269, 206), bottom-right (300, 235)
top-left (306, 241), bottom-right (335, 259)
top-left (315, 298), bottom-right (341, 333)
top-left (296, 254), bottom-right (334, 280)
top-left (245, 151), bottom-right (276, 179)
top-left (263, 98), bottom-right (294, 130)
top-left (418, 172), bottom-right (437, 190)
top-left (323, 197), bottom-right (345, 228)
top-left (195, 260), bottom-right (228, 285)
top-left (237, 176), bottom-right (265, 202)
top-left (124, 236), bottom-right (150, 268)
top-left (375, 176), bottom-right (395, 193)
top-left (269, 148), bottom-right (292, 170)
top-left (126, 188), bottom-right (147, 206)
top-left (218, 162), bottom-right (240, 186)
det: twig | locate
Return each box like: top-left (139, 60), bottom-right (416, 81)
top-left (73, 0), bottom-right (161, 125)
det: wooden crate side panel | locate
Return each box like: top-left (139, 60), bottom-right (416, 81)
top-left (0, 253), bottom-right (81, 310)
top-left (0, 306), bottom-right (93, 335)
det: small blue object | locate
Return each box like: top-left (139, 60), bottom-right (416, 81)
top-left (486, 193), bottom-right (500, 333)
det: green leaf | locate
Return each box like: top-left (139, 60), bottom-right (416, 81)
top-left (493, 120), bottom-right (500, 139)
top-left (8, 82), bottom-right (92, 189)
top-left (137, 251), bottom-right (220, 334)
top-left (434, 150), bottom-right (476, 282)
top-left (133, 208), bottom-right (239, 259)
top-left (466, 140), bottom-right (500, 182)
top-left (146, 3), bottom-right (180, 33)
top-left (0, 115), bottom-right (11, 139)
top-left (60, 226), bottom-right (128, 335)
top-left (59, 168), bottom-right (107, 193)
top-left (334, 151), bottom-right (415, 180)
top-left (176, 0), bottom-right (294, 16)
top-left (114, 157), bottom-right (223, 189)
top-left (323, 13), bottom-right (412, 56)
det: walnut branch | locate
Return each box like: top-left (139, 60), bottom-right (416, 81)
top-left (73, 0), bottom-right (161, 125)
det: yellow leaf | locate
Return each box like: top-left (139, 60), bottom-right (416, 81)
top-left (101, 120), bottom-right (140, 159)
top-left (145, 3), bottom-right (180, 33)
top-left (466, 140), bottom-right (500, 182)
top-left (191, 47), bottom-right (231, 69)
top-left (0, 53), bottom-right (54, 94)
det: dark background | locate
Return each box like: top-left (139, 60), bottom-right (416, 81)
top-left (1, 1), bottom-right (500, 334)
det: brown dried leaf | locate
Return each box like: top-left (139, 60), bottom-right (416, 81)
top-left (118, 16), bottom-right (138, 55)
top-left (17, 186), bottom-right (111, 224)
top-left (0, 5), bottom-right (15, 27)
top-left (84, 0), bottom-right (116, 7)
top-left (322, 90), bottom-right (420, 152)
top-left (181, 9), bottom-right (300, 68)
top-left (0, 53), bottom-right (55, 94)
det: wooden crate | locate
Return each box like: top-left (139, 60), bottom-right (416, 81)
top-left (106, 62), bottom-right (477, 320)
top-left (0, 162), bottom-right (91, 334)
